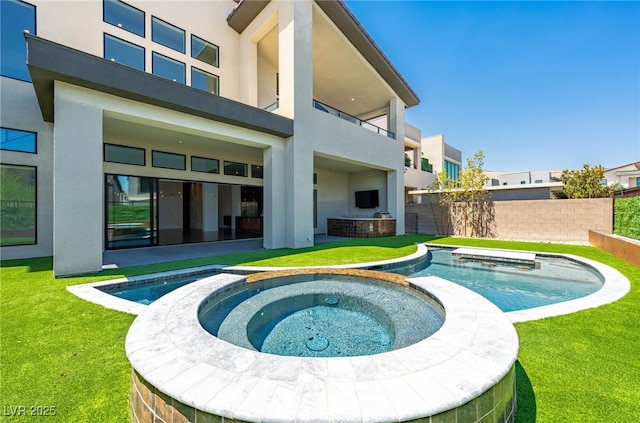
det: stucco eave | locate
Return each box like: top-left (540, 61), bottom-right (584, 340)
top-left (25, 34), bottom-right (293, 138)
top-left (227, 0), bottom-right (271, 34)
top-left (226, 0), bottom-right (420, 108)
top-left (315, 0), bottom-right (420, 108)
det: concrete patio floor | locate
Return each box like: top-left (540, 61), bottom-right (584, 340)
top-left (102, 235), bottom-right (347, 269)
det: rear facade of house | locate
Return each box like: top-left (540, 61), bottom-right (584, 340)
top-left (0, 0), bottom-right (419, 276)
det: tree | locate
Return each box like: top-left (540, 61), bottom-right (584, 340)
top-left (453, 150), bottom-right (490, 237)
top-left (426, 150), bottom-right (491, 237)
top-left (426, 168), bottom-right (457, 235)
top-left (560, 164), bottom-right (613, 199)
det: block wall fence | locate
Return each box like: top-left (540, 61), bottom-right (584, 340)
top-left (406, 198), bottom-right (613, 243)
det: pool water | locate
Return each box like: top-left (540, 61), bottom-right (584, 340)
top-left (102, 273), bottom-right (216, 305)
top-left (201, 276), bottom-right (445, 357)
top-left (99, 247), bottom-right (604, 313)
top-left (413, 248), bottom-right (603, 312)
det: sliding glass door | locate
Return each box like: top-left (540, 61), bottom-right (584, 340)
top-left (105, 174), bottom-right (157, 249)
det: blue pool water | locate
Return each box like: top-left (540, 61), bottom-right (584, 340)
top-left (200, 276), bottom-right (445, 357)
top-left (99, 247), bottom-right (604, 312)
top-left (413, 248), bottom-right (603, 312)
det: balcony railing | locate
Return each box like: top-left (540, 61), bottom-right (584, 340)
top-left (312, 100), bottom-right (395, 139)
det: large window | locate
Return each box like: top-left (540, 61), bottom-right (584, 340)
top-left (103, 0), bottom-right (144, 37)
top-left (152, 52), bottom-right (185, 83)
top-left (152, 17), bottom-right (185, 53)
top-left (0, 164), bottom-right (36, 246)
top-left (104, 34), bottom-right (144, 71)
top-left (191, 67), bottom-right (219, 95)
top-left (1, 0), bottom-right (36, 82)
top-left (191, 35), bottom-right (218, 67)
top-left (1, 127), bottom-right (36, 153)
top-left (105, 174), bottom-right (156, 249)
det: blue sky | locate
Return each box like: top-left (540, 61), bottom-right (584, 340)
top-left (344, 0), bottom-right (640, 172)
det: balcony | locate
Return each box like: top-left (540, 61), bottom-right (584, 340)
top-left (312, 100), bottom-right (395, 139)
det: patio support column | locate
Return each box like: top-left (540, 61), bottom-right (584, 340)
top-left (278, 0), bottom-right (314, 248)
top-left (263, 144), bottom-right (287, 249)
top-left (52, 82), bottom-right (103, 276)
top-left (388, 97), bottom-right (406, 235)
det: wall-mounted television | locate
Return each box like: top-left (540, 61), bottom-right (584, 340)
top-left (355, 189), bottom-right (379, 209)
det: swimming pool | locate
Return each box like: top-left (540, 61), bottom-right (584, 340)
top-left (96, 246), bottom-right (604, 313)
top-left (411, 247), bottom-right (603, 312)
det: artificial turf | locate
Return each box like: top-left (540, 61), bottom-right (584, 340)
top-left (1, 235), bottom-right (638, 422)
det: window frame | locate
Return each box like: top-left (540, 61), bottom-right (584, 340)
top-left (251, 164), bottom-right (263, 179)
top-left (103, 33), bottom-right (145, 71)
top-left (151, 16), bottom-right (185, 54)
top-left (191, 156), bottom-right (220, 174)
top-left (151, 51), bottom-right (186, 83)
top-left (190, 34), bottom-right (219, 68)
top-left (0, 163), bottom-right (37, 247)
top-left (0, 0), bottom-right (37, 82)
top-left (191, 66), bottom-right (219, 95)
top-left (151, 150), bottom-right (186, 170)
top-left (103, 0), bottom-right (145, 38)
top-left (0, 127), bottom-right (37, 154)
top-left (223, 161), bottom-right (248, 177)
top-left (104, 143), bottom-right (146, 166)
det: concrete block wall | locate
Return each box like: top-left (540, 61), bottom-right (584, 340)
top-left (406, 198), bottom-right (613, 243)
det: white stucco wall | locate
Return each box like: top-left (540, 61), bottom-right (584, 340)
top-left (0, 78), bottom-right (54, 260)
top-left (33, 0), bottom-right (241, 100)
top-left (53, 82), bottom-right (104, 276)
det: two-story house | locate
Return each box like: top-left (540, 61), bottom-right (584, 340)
top-left (0, 0), bottom-right (420, 276)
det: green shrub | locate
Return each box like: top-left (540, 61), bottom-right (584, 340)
top-left (614, 196), bottom-right (640, 240)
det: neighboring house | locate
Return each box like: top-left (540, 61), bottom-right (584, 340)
top-left (402, 123), bottom-right (437, 201)
top-left (603, 161), bottom-right (640, 189)
top-left (0, 0), bottom-right (420, 276)
top-left (400, 134), bottom-right (462, 204)
top-left (421, 134), bottom-right (462, 182)
top-left (484, 170), bottom-right (563, 187)
top-left (478, 170), bottom-right (563, 200)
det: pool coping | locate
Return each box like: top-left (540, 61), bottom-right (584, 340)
top-left (67, 243), bottom-right (631, 323)
top-left (125, 270), bottom-right (519, 422)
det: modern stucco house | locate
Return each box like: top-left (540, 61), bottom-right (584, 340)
top-left (0, 0), bottom-right (421, 276)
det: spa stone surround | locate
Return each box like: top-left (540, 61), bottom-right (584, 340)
top-left (126, 269), bottom-right (519, 423)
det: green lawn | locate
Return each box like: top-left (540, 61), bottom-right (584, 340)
top-left (1, 235), bottom-right (638, 422)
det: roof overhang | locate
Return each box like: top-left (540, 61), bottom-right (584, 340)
top-left (25, 33), bottom-right (293, 138)
top-left (227, 0), bottom-right (271, 33)
top-left (228, 0), bottom-right (420, 108)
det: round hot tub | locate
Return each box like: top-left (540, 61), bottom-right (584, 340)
top-left (199, 272), bottom-right (445, 357)
top-left (126, 269), bottom-right (519, 423)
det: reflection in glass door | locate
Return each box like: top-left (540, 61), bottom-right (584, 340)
top-left (105, 174), bottom-right (157, 249)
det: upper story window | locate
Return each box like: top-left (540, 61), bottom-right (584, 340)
top-left (152, 17), bottom-right (185, 53)
top-left (191, 35), bottom-right (218, 67)
top-left (0, 0), bottom-right (36, 82)
top-left (104, 34), bottom-right (144, 71)
top-left (444, 160), bottom-right (460, 181)
top-left (152, 52), bottom-right (185, 84)
top-left (1, 127), bottom-right (36, 153)
top-left (103, 0), bottom-right (144, 37)
top-left (191, 67), bottom-right (219, 95)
